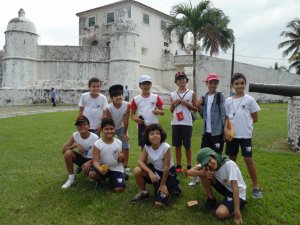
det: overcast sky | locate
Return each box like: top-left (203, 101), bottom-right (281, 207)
top-left (0, 0), bottom-right (299, 70)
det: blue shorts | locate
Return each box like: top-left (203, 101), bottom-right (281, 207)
top-left (144, 163), bottom-right (181, 205)
top-left (115, 127), bottom-right (130, 150)
top-left (212, 179), bottom-right (246, 213)
top-left (90, 166), bottom-right (126, 190)
top-left (172, 125), bottom-right (192, 148)
top-left (138, 124), bottom-right (146, 147)
top-left (225, 138), bottom-right (252, 157)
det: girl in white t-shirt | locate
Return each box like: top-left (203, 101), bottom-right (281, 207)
top-left (224, 73), bottom-right (263, 199)
top-left (131, 124), bottom-right (181, 207)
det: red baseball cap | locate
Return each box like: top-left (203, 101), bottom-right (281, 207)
top-left (203, 73), bottom-right (220, 82)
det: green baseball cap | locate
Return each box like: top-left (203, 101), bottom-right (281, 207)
top-left (196, 147), bottom-right (216, 166)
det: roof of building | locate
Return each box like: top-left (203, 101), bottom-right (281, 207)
top-left (76, 0), bottom-right (171, 19)
top-left (6, 8), bottom-right (37, 34)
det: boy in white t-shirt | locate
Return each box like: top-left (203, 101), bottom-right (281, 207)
top-left (106, 84), bottom-right (131, 175)
top-left (170, 71), bottom-right (197, 173)
top-left (224, 72), bottom-right (263, 199)
top-left (187, 148), bottom-right (246, 225)
top-left (78, 77), bottom-right (108, 136)
top-left (131, 75), bottom-right (164, 150)
top-left (89, 118), bottom-right (126, 192)
top-left (61, 116), bottom-right (99, 189)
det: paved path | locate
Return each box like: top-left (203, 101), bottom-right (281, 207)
top-left (0, 105), bottom-right (78, 119)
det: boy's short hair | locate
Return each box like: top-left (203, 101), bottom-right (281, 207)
top-left (75, 116), bottom-right (90, 126)
top-left (142, 124), bottom-right (167, 146)
top-left (108, 84), bottom-right (124, 97)
top-left (101, 118), bottom-right (115, 129)
top-left (88, 77), bottom-right (101, 87)
top-left (231, 73), bottom-right (247, 84)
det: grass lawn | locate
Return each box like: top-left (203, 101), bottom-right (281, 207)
top-left (0, 103), bottom-right (299, 225)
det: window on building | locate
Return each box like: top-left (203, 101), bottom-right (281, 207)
top-left (107, 12), bottom-right (114, 24)
top-left (164, 42), bottom-right (169, 47)
top-left (141, 47), bottom-right (148, 55)
top-left (88, 17), bottom-right (96, 27)
top-left (127, 6), bottom-right (131, 18)
top-left (143, 14), bottom-right (149, 25)
top-left (161, 20), bottom-right (167, 30)
top-left (106, 41), bottom-right (110, 47)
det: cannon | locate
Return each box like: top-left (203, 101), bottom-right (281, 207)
top-left (249, 83), bottom-right (300, 97)
top-left (249, 82), bottom-right (300, 152)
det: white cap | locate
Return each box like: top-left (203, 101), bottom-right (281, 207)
top-left (138, 75), bottom-right (152, 83)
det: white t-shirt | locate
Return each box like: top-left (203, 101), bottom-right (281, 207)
top-left (73, 131), bottom-right (99, 159)
top-left (78, 92), bottom-right (108, 130)
top-left (144, 142), bottom-right (174, 171)
top-left (131, 93), bottom-right (164, 126)
top-left (205, 94), bottom-right (215, 133)
top-left (170, 89), bottom-right (194, 126)
top-left (107, 101), bottom-right (129, 130)
top-left (93, 138), bottom-right (123, 172)
top-left (214, 160), bottom-right (247, 200)
top-left (224, 94), bottom-right (260, 138)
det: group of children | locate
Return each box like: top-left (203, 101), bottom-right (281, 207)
top-left (61, 72), bottom-right (263, 224)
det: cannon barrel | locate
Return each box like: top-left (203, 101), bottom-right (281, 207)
top-left (249, 83), bottom-right (300, 97)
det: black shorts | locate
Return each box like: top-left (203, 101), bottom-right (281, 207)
top-left (73, 151), bottom-right (91, 167)
top-left (212, 179), bottom-right (246, 213)
top-left (138, 124), bottom-right (146, 147)
top-left (172, 125), bottom-right (192, 148)
top-left (201, 132), bottom-right (224, 154)
top-left (225, 138), bottom-right (252, 157)
top-left (144, 163), bottom-right (181, 205)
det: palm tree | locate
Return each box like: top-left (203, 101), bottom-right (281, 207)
top-left (289, 54), bottom-right (300, 74)
top-left (164, 0), bottom-right (234, 95)
top-left (278, 18), bottom-right (300, 74)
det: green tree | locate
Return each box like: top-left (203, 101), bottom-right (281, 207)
top-left (164, 0), bottom-right (234, 95)
top-left (278, 18), bottom-right (300, 74)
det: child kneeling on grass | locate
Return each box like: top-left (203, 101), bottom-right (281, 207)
top-left (187, 148), bottom-right (246, 225)
top-left (89, 118), bottom-right (126, 193)
top-left (61, 116), bottom-right (99, 189)
top-left (131, 124), bottom-right (181, 207)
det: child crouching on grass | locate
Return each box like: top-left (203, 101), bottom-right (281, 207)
top-left (89, 118), bottom-right (126, 193)
top-left (61, 116), bottom-right (99, 189)
top-left (131, 124), bottom-right (181, 207)
top-left (187, 148), bottom-right (246, 225)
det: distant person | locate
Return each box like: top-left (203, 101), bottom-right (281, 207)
top-left (131, 75), bottom-right (164, 150)
top-left (50, 87), bottom-right (57, 107)
top-left (224, 73), bottom-right (263, 198)
top-left (131, 124), bottom-right (181, 206)
top-left (170, 71), bottom-right (197, 173)
top-left (78, 77), bottom-right (108, 136)
top-left (61, 116), bottom-right (99, 189)
top-left (197, 73), bottom-right (226, 154)
top-left (187, 148), bottom-right (246, 224)
top-left (89, 118), bottom-right (126, 192)
top-left (123, 85), bottom-right (130, 102)
top-left (106, 84), bottom-right (131, 176)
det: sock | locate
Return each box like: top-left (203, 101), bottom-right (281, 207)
top-left (69, 174), bottom-right (75, 180)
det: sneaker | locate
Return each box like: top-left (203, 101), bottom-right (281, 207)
top-left (252, 187), bottom-right (263, 198)
top-left (203, 198), bottom-right (217, 212)
top-left (61, 178), bottom-right (75, 189)
top-left (188, 176), bottom-right (200, 186)
top-left (131, 192), bottom-right (150, 203)
top-left (125, 167), bottom-right (132, 176)
top-left (176, 165), bottom-right (183, 173)
top-left (94, 182), bottom-right (102, 191)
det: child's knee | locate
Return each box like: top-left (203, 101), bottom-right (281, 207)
top-left (133, 166), bottom-right (142, 176)
top-left (114, 187), bottom-right (125, 193)
top-left (89, 171), bottom-right (97, 179)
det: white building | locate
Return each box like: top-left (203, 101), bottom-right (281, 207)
top-left (0, 0), bottom-right (299, 106)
